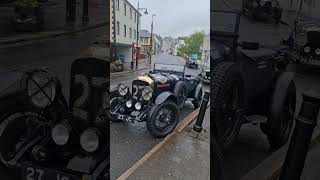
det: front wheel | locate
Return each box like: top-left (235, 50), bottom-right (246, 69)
top-left (261, 81), bottom-right (296, 150)
top-left (174, 81), bottom-right (187, 109)
top-left (211, 62), bottom-right (244, 149)
top-left (0, 110), bottom-right (46, 168)
top-left (110, 90), bottom-right (123, 122)
top-left (146, 101), bottom-right (179, 138)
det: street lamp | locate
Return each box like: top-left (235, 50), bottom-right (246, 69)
top-left (135, 1), bottom-right (148, 69)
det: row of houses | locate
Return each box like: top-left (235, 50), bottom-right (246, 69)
top-left (162, 34), bottom-right (210, 68)
top-left (110, 0), bottom-right (162, 63)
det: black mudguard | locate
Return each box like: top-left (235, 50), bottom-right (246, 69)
top-left (154, 91), bottom-right (177, 105)
top-left (270, 72), bottom-right (296, 120)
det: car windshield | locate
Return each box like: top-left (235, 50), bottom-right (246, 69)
top-left (211, 11), bottom-right (240, 34)
top-left (154, 63), bottom-right (185, 73)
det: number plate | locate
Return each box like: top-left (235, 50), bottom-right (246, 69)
top-left (117, 114), bottom-right (134, 122)
top-left (21, 164), bottom-right (81, 180)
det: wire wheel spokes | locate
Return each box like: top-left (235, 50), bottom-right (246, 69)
top-left (221, 83), bottom-right (240, 139)
top-left (155, 108), bottom-right (174, 131)
top-left (177, 87), bottom-right (186, 105)
top-left (0, 113), bottom-right (45, 164)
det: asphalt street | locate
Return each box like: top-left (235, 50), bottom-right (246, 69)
top-left (110, 53), bottom-right (204, 180)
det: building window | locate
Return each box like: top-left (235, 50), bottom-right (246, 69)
top-left (130, 8), bottom-right (132, 19)
top-left (134, 12), bottom-right (136, 22)
top-left (134, 29), bottom-right (136, 39)
top-left (124, 2), bottom-right (126, 16)
top-left (124, 24), bottom-right (126, 37)
top-left (129, 27), bottom-right (132, 38)
top-left (117, 21), bottom-right (120, 35)
top-left (116, 0), bottom-right (119, 10)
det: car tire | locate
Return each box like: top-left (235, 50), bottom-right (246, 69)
top-left (211, 62), bottom-right (244, 149)
top-left (192, 84), bottom-right (203, 109)
top-left (146, 101), bottom-right (179, 138)
top-left (261, 81), bottom-right (296, 150)
top-left (110, 90), bottom-right (123, 122)
top-left (174, 81), bottom-right (187, 109)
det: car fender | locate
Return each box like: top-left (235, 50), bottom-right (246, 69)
top-left (155, 91), bottom-right (177, 105)
top-left (194, 84), bottom-right (203, 99)
top-left (270, 72), bottom-right (296, 118)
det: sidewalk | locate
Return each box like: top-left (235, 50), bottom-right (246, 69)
top-left (110, 58), bottom-right (152, 76)
top-left (126, 108), bottom-right (210, 180)
top-left (0, 0), bottom-right (107, 46)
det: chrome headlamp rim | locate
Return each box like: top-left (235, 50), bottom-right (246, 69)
top-left (80, 128), bottom-right (100, 153)
top-left (304, 46), bottom-right (311, 53)
top-left (51, 123), bottom-right (70, 146)
top-left (141, 86), bottom-right (153, 101)
top-left (118, 84), bottom-right (129, 96)
top-left (27, 69), bottom-right (57, 108)
top-left (315, 48), bottom-right (320, 55)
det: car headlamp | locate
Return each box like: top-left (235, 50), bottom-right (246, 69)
top-left (118, 84), bottom-right (129, 96)
top-left (135, 102), bottom-right (142, 110)
top-left (51, 123), bottom-right (70, 146)
top-left (80, 128), bottom-right (100, 153)
top-left (304, 46), bottom-right (311, 53)
top-left (142, 86), bottom-right (153, 101)
top-left (27, 70), bottom-right (56, 108)
top-left (126, 100), bottom-right (133, 108)
top-left (315, 48), bottom-right (320, 56)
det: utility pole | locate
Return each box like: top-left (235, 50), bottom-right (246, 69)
top-left (150, 14), bottom-right (156, 63)
top-left (111, 0), bottom-right (117, 61)
top-left (136, 1), bottom-right (139, 69)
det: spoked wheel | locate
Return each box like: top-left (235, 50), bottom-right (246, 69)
top-left (219, 82), bottom-right (242, 147)
top-left (147, 101), bottom-right (179, 138)
top-left (174, 81), bottom-right (187, 109)
top-left (211, 62), bottom-right (244, 149)
top-left (261, 81), bottom-right (296, 150)
top-left (109, 91), bottom-right (123, 122)
top-left (0, 111), bottom-right (46, 168)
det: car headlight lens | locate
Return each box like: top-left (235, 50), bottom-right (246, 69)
top-left (142, 86), bottom-right (153, 101)
top-left (27, 70), bottom-right (56, 108)
top-left (51, 123), bottom-right (69, 146)
top-left (135, 102), bottom-right (142, 110)
top-left (118, 84), bottom-right (129, 96)
top-left (304, 46), bottom-right (311, 53)
top-left (315, 48), bottom-right (320, 55)
top-left (80, 128), bottom-right (100, 153)
top-left (126, 100), bottom-right (133, 108)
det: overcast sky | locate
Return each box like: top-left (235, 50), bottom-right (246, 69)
top-left (127, 0), bottom-right (210, 38)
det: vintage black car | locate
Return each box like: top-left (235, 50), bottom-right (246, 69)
top-left (282, 18), bottom-right (320, 66)
top-left (110, 63), bottom-right (203, 137)
top-left (211, 11), bottom-right (296, 150)
top-left (242, 0), bottom-right (283, 23)
top-left (0, 58), bottom-right (109, 180)
top-left (186, 58), bottom-right (199, 69)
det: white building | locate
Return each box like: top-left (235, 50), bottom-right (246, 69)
top-left (110, 0), bottom-right (141, 62)
top-left (173, 39), bottom-right (185, 56)
top-left (200, 34), bottom-right (210, 68)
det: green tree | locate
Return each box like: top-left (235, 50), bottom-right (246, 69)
top-left (177, 31), bottom-right (204, 58)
